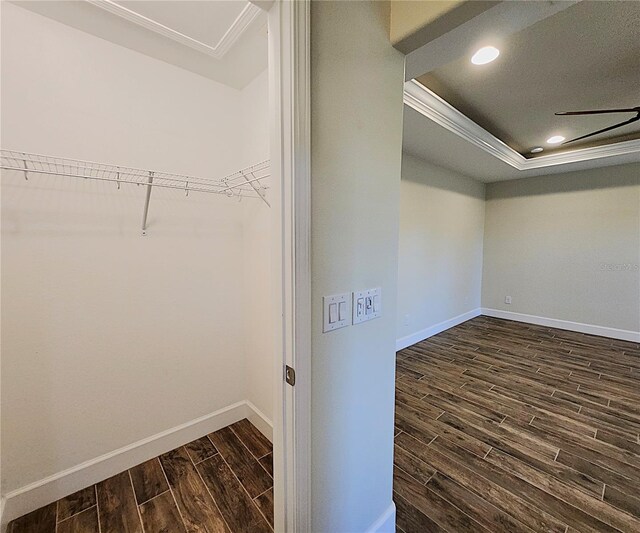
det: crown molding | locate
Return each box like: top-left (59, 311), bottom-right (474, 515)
top-left (86, 0), bottom-right (262, 60)
top-left (215, 2), bottom-right (263, 58)
top-left (404, 79), bottom-right (640, 172)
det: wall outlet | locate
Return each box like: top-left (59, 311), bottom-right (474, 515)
top-left (505, 296), bottom-right (512, 305)
top-left (403, 314), bottom-right (410, 327)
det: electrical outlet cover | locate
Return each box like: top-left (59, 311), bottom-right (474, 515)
top-left (353, 287), bottom-right (382, 324)
top-left (323, 293), bottom-right (351, 332)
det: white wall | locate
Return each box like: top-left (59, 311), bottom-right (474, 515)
top-left (1, 2), bottom-right (270, 498)
top-left (310, 2), bottom-right (404, 531)
top-left (239, 70), bottom-right (273, 424)
top-left (397, 153), bottom-right (485, 345)
top-left (482, 163), bottom-right (640, 334)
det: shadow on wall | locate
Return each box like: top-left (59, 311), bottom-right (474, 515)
top-left (401, 152), bottom-right (485, 200)
top-left (486, 162), bottom-right (640, 199)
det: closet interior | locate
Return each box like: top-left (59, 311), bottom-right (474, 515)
top-left (1, 2), bottom-right (275, 532)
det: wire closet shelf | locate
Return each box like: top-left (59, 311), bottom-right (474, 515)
top-left (0, 149), bottom-right (270, 205)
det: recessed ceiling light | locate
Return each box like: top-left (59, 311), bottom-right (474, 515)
top-left (531, 147), bottom-right (544, 153)
top-left (546, 135), bottom-right (565, 144)
top-left (471, 46), bottom-right (500, 65)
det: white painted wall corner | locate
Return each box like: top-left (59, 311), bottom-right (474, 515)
top-left (245, 400), bottom-right (274, 442)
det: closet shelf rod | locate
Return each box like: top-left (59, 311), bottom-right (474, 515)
top-left (0, 150), bottom-right (271, 201)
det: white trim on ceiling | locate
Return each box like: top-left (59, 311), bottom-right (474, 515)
top-left (404, 79), bottom-right (640, 172)
top-left (86, 0), bottom-right (262, 59)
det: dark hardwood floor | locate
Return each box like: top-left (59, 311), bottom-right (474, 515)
top-left (10, 317), bottom-right (640, 532)
top-left (394, 316), bottom-right (640, 533)
top-left (9, 418), bottom-right (273, 533)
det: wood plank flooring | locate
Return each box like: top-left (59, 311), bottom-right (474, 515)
top-left (395, 316), bottom-right (640, 533)
top-left (9, 419), bottom-right (273, 533)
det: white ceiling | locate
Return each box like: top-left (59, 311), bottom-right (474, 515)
top-left (13, 0), bottom-right (268, 89)
top-left (117, 1), bottom-right (245, 48)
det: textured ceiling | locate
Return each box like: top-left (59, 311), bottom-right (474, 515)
top-left (417, 1), bottom-right (640, 157)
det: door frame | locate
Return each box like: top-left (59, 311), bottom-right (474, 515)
top-left (267, 1), bottom-right (311, 532)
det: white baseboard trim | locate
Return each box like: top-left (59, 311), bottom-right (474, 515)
top-left (396, 308), bottom-right (482, 351)
top-left (245, 400), bottom-right (273, 443)
top-left (1, 400), bottom-right (273, 529)
top-left (366, 502), bottom-right (396, 533)
top-left (482, 308), bottom-right (640, 343)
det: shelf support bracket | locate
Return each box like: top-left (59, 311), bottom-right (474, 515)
top-left (244, 171), bottom-right (270, 207)
top-left (141, 171), bottom-right (154, 235)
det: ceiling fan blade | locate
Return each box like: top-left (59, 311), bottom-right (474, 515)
top-left (562, 115), bottom-right (640, 144)
top-left (556, 108), bottom-right (639, 116)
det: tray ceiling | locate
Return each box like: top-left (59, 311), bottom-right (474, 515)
top-left (116, 1), bottom-right (245, 49)
top-left (416, 1), bottom-right (640, 157)
top-left (12, 0), bottom-right (267, 89)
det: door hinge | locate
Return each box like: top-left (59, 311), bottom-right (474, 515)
top-left (285, 365), bottom-right (296, 386)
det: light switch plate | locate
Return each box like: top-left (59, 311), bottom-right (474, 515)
top-left (323, 293), bottom-right (351, 332)
top-left (353, 287), bottom-right (382, 324)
